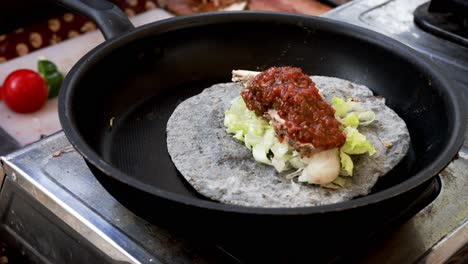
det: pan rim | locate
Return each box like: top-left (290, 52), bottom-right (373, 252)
top-left (59, 11), bottom-right (466, 215)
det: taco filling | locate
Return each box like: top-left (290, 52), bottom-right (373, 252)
top-left (226, 67), bottom-right (376, 188)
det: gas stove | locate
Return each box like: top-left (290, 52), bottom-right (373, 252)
top-left (1, 0), bottom-right (467, 263)
top-left (414, 0), bottom-right (468, 47)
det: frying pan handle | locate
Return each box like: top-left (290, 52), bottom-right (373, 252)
top-left (53, 0), bottom-right (134, 39)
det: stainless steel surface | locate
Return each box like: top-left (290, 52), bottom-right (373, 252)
top-left (1, 155), bottom-right (139, 263)
top-left (326, 0), bottom-right (468, 90)
top-left (0, 133), bottom-right (227, 263)
top-left (358, 156), bottom-right (468, 263)
top-left (1, 134), bottom-right (143, 263)
top-left (419, 220), bottom-right (468, 264)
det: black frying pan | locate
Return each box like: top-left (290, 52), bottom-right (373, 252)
top-left (55, 0), bottom-right (465, 260)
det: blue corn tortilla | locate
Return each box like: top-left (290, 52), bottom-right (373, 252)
top-left (166, 76), bottom-right (410, 208)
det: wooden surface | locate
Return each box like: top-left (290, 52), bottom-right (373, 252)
top-left (248, 0), bottom-right (331, 15)
top-left (165, 0), bottom-right (332, 15)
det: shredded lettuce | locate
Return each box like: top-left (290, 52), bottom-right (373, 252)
top-left (332, 97), bottom-right (366, 117)
top-left (341, 112), bottom-right (359, 128)
top-left (341, 127), bottom-right (376, 156)
top-left (289, 152), bottom-right (306, 169)
top-left (244, 133), bottom-right (262, 150)
top-left (271, 141), bottom-right (290, 159)
top-left (252, 143), bottom-right (271, 165)
top-left (331, 96), bottom-right (376, 126)
top-left (224, 95), bottom-right (376, 188)
top-left (339, 150), bottom-right (353, 176)
top-left (333, 176), bottom-right (347, 187)
top-left (331, 97), bottom-right (348, 117)
top-left (322, 177), bottom-right (347, 189)
top-left (224, 96), bottom-right (269, 138)
top-left (357, 111), bottom-right (375, 126)
top-left (331, 96), bottom-right (376, 177)
top-left (225, 98), bottom-right (294, 169)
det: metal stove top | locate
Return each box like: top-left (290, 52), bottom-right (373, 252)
top-left (1, 0), bottom-right (467, 263)
top-left (326, 0), bottom-right (468, 93)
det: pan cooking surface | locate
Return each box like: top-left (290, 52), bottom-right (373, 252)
top-left (99, 77), bottom-right (418, 200)
top-left (100, 81), bottom-right (218, 198)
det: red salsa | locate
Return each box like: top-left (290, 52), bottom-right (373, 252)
top-left (240, 66), bottom-right (346, 149)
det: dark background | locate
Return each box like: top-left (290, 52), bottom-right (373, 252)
top-left (0, 1), bottom-right (65, 34)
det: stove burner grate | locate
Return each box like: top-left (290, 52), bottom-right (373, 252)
top-left (414, 2), bottom-right (468, 47)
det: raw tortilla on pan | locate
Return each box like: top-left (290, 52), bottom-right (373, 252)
top-left (166, 76), bottom-right (410, 208)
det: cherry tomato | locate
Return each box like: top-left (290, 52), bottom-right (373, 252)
top-left (1, 69), bottom-right (48, 113)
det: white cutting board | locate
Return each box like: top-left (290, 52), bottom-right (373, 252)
top-left (0, 9), bottom-right (173, 146)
